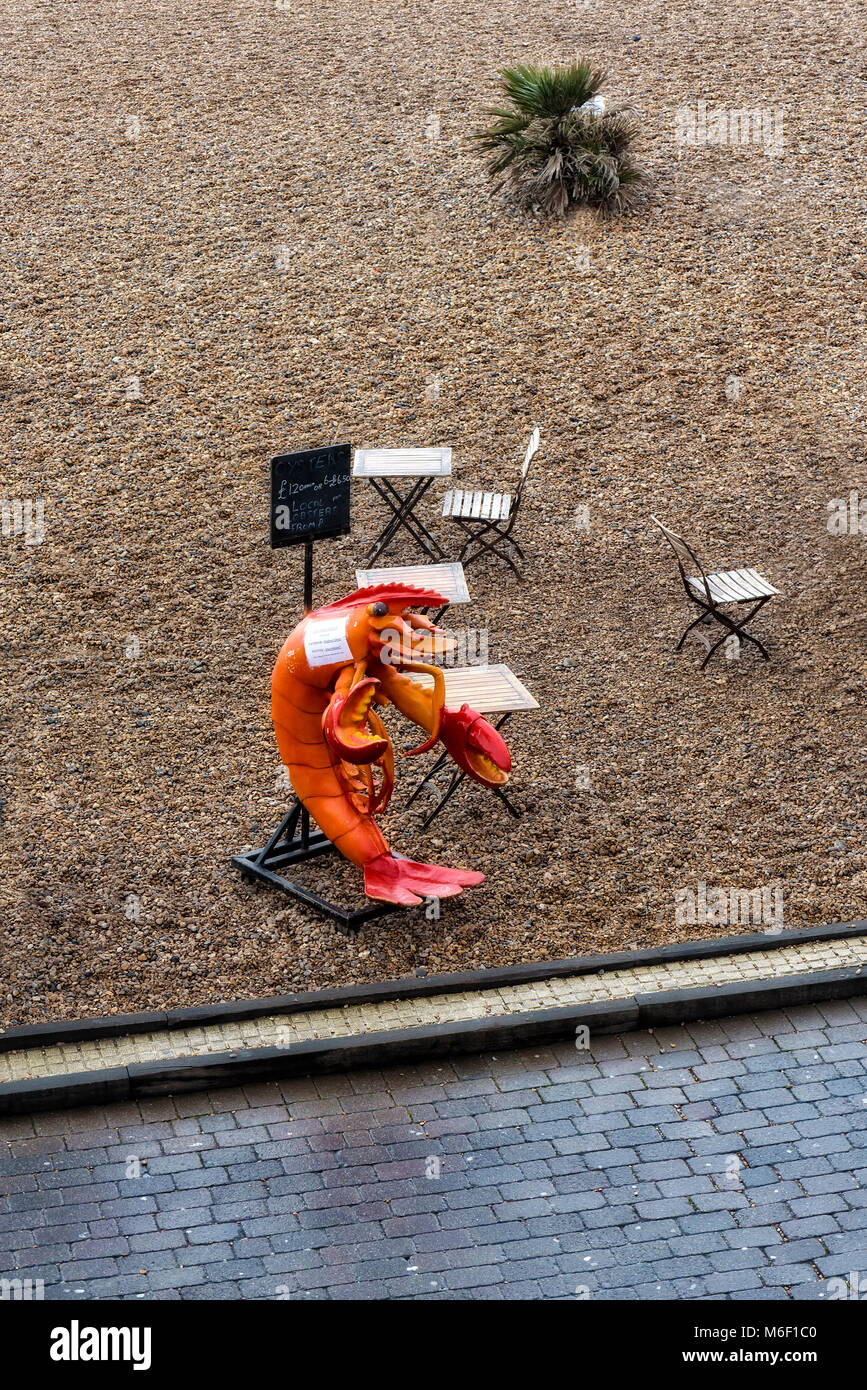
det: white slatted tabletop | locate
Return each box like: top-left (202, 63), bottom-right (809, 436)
top-left (355, 562), bottom-right (470, 605)
top-left (353, 447), bottom-right (452, 478)
top-left (407, 662), bottom-right (539, 714)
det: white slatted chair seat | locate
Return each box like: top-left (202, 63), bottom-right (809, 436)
top-left (687, 568), bottom-right (780, 604)
top-left (442, 489), bottom-right (512, 522)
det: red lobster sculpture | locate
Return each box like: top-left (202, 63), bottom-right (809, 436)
top-left (271, 583), bottom-right (511, 906)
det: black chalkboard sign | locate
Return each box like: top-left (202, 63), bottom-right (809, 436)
top-left (269, 444), bottom-right (351, 548)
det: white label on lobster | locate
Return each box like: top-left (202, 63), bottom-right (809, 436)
top-left (304, 615), bottom-right (353, 668)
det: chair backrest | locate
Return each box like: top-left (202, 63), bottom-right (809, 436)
top-left (514, 428), bottom-right (540, 507)
top-left (650, 515), bottom-right (713, 604)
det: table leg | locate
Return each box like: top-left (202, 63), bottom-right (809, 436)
top-left (366, 478), bottom-right (423, 562)
top-left (381, 477), bottom-right (444, 560)
top-left (365, 476), bottom-right (444, 563)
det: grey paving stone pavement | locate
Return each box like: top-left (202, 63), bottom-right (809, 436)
top-left (2, 999), bottom-right (866, 1300)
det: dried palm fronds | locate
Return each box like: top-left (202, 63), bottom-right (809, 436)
top-left (476, 63), bottom-right (643, 217)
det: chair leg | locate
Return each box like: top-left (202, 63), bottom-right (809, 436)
top-left (504, 547), bottom-right (525, 580)
top-left (456, 534), bottom-right (473, 563)
top-left (735, 627), bottom-right (771, 661)
top-left (721, 599), bottom-right (772, 663)
top-left (461, 537), bottom-right (501, 571)
top-left (675, 610), bottom-right (712, 652)
top-left (455, 519), bottom-right (524, 578)
top-left (453, 520), bottom-right (479, 564)
top-left (486, 541), bottom-right (524, 579)
top-left (699, 631), bottom-right (729, 670)
top-left (697, 599), bottom-right (772, 668)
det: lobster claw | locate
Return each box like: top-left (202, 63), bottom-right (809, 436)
top-left (323, 678), bottom-right (389, 765)
top-left (438, 704), bottom-right (512, 788)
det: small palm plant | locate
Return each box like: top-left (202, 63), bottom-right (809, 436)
top-left (476, 63), bottom-right (642, 217)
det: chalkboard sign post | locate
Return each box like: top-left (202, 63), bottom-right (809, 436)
top-left (303, 537), bottom-right (313, 612)
top-left (270, 444), bottom-right (351, 612)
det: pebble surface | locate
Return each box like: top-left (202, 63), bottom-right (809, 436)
top-left (1, 0), bottom-right (865, 1027)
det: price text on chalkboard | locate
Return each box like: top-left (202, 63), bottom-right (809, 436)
top-left (269, 444), bottom-right (351, 548)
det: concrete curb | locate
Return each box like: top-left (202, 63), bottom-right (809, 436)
top-left (1, 919), bottom-right (863, 1055)
top-left (1, 963), bottom-right (865, 1115)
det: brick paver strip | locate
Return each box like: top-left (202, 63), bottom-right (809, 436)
top-left (2, 935), bottom-right (866, 1088)
top-left (2, 999), bottom-right (865, 1300)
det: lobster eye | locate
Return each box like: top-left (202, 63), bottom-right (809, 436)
top-left (372, 602), bottom-right (389, 617)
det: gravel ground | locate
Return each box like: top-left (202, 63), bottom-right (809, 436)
top-left (2, 0), bottom-right (866, 1027)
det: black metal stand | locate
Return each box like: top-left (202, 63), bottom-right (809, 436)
top-left (232, 797), bottom-right (400, 934)
top-left (404, 713), bottom-right (522, 829)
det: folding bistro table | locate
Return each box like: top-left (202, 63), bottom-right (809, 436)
top-left (403, 662), bottom-right (539, 829)
top-left (355, 561), bottom-right (470, 624)
top-left (353, 447), bottom-right (452, 564)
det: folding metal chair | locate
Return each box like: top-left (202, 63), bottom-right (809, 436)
top-left (651, 515), bottom-right (780, 670)
top-left (441, 428), bottom-right (540, 579)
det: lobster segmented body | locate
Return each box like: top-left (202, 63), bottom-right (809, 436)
top-left (271, 583), bottom-right (512, 906)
